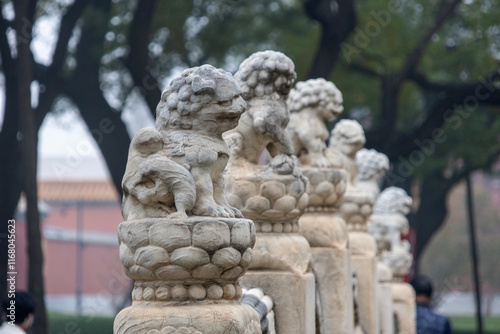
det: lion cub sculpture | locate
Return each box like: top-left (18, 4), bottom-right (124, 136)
top-left (122, 65), bottom-right (246, 220)
top-left (286, 78), bottom-right (344, 168)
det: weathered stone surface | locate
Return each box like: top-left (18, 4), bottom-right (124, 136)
top-left (221, 266), bottom-right (243, 280)
top-left (116, 64), bottom-right (260, 334)
top-left (122, 65), bottom-right (248, 221)
top-left (192, 221), bottom-right (230, 252)
top-left (155, 265), bottom-right (191, 280)
top-left (261, 181), bottom-right (286, 203)
top-left (133, 246), bottom-right (169, 271)
top-left (231, 221), bottom-right (252, 251)
top-left (119, 244), bottom-right (134, 269)
top-left (241, 271), bottom-right (315, 334)
top-left (392, 282), bottom-right (416, 334)
top-left (149, 221), bottom-right (190, 252)
top-left (356, 148), bottom-right (389, 200)
top-left (212, 247), bottom-right (242, 270)
top-left (171, 247), bottom-right (210, 269)
top-left (192, 263), bottom-right (223, 279)
top-left (351, 254), bottom-right (379, 334)
top-left (249, 233), bottom-right (311, 274)
top-left (118, 301), bottom-right (262, 333)
top-left (118, 221), bottom-right (149, 251)
top-left (286, 78), bottom-right (344, 168)
top-left (312, 248), bottom-right (353, 334)
top-left (299, 213), bottom-right (348, 249)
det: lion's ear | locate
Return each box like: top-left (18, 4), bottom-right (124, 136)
top-left (192, 76), bottom-right (216, 95)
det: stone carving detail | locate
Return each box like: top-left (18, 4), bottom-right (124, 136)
top-left (119, 218), bottom-right (255, 283)
top-left (356, 148), bottom-right (390, 200)
top-left (224, 50), bottom-right (296, 165)
top-left (122, 64), bottom-right (246, 220)
top-left (373, 186), bottom-right (412, 216)
top-left (369, 187), bottom-right (414, 279)
top-left (114, 65), bottom-right (260, 334)
top-left (147, 327), bottom-right (202, 334)
top-left (328, 120), bottom-right (366, 186)
top-left (369, 187), bottom-right (412, 252)
top-left (225, 51), bottom-right (315, 334)
top-left (286, 78), bottom-right (344, 168)
top-left (305, 168), bottom-right (348, 211)
top-left (381, 241), bottom-right (413, 279)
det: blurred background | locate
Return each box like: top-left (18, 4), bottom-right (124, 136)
top-left (0, 0), bottom-right (499, 333)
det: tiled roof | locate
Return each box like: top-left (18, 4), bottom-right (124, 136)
top-left (38, 181), bottom-right (120, 202)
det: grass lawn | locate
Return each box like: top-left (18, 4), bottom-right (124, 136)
top-left (48, 312), bottom-right (500, 334)
top-left (450, 316), bottom-right (500, 334)
top-left (48, 312), bottom-right (114, 334)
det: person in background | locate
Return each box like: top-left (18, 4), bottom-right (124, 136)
top-left (411, 275), bottom-right (452, 334)
top-left (0, 292), bottom-right (35, 334)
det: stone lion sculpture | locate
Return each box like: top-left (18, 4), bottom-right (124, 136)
top-left (356, 148), bottom-right (390, 199)
top-left (328, 119), bottom-right (366, 185)
top-left (223, 50), bottom-right (297, 165)
top-left (369, 187), bottom-right (413, 253)
top-left (286, 78), bottom-right (344, 168)
top-left (122, 64), bottom-right (246, 220)
top-left (373, 186), bottom-right (412, 217)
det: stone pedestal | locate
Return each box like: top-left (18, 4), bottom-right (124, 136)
top-left (226, 165), bottom-right (315, 334)
top-left (392, 282), bottom-right (416, 334)
top-left (371, 187), bottom-right (415, 334)
top-left (241, 271), bottom-right (315, 333)
top-left (377, 262), bottom-right (394, 334)
top-left (349, 232), bottom-right (378, 334)
top-left (114, 218), bottom-right (261, 334)
top-left (339, 191), bottom-right (378, 334)
top-left (299, 168), bottom-right (353, 334)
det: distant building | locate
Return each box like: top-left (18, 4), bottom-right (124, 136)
top-left (15, 181), bottom-right (131, 315)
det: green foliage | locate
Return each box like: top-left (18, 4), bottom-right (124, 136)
top-left (48, 312), bottom-right (114, 334)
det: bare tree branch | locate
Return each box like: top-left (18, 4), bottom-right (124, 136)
top-left (350, 61), bottom-right (383, 78)
top-left (400, 0), bottom-right (462, 77)
top-left (382, 70), bottom-right (500, 159)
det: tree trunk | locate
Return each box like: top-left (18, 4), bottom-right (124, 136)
top-left (64, 0), bottom-right (129, 196)
top-left (409, 172), bottom-right (454, 261)
top-left (307, 29), bottom-right (341, 79)
top-left (466, 173), bottom-right (483, 333)
top-left (13, 0), bottom-right (48, 333)
top-left (0, 77), bottom-right (22, 297)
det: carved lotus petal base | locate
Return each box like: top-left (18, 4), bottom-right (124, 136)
top-left (118, 218), bottom-right (255, 282)
top-left (225, 167), bottom-right (309, 226)
top-left (114, 302), bottom-right (261, 334)
top-left (301, 167), bottom-right (348, 210)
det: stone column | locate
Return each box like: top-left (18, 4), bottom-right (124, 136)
top-left (113, 65), bottom-right (261, 334)
top-left (371, 187), bottom-right (416, 334)
top-left (331, 120), bottom-right (379, 334)
top-left (226, 168), bottom-right (315, 334)
top-left (356, 148), bottom-right (395, 334)
top-left (377, 262), bottom-right (394, 334)
top-left (285, 78), bottom-right (354, 334)
top-left (115, 217), bottom-right (261, 333)
top-left (299, 168), bottom-right (353, 334)
top-left (225, 51), bottom-right (315, 334)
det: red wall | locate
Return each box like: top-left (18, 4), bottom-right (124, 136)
top-left (14, 202), bottom-right (130, 297)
